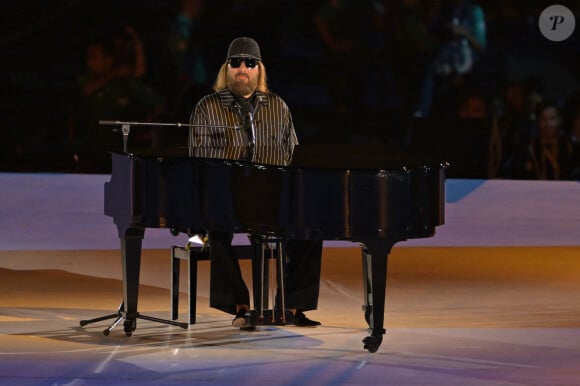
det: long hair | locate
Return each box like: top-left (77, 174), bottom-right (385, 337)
top-left (213, 61), bottom-right (269, 93)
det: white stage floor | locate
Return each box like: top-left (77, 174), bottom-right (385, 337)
top-left (1, 174), bottom-right (579, 250)
top-left (1, 174), bottom-right (580, 385)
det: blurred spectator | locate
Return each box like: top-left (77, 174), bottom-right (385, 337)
top-left (68, 32), bottom-right (166, 173)
top-left (381, 0), bottom-right (436, 132)
top-left (521, 76), bottom-right (546, 124)
top-left (78, 39), bottom-right (115, 99)
top-left (511, 101), bottom-right (573, 180)
top-left (454, 85), bottom-right (504, 178)
top-left (111, 25), bottom-right (147, 79)
top-left (457, 86), bottom-right (487, 118)
top-left (493, 80), bottom-right (530, 177)
top-left (415, 0), bottom-right (487, 117)
top-left (492, 78), bottom-right (547, 178)
top-left (155, 0), bottom-right (212, 148)
top-left (564, 92), bottom-right (580, 180)
top-left (161, 0), bottom-right (208, 106)
top-left (312, 0), bottom-right (371, 118)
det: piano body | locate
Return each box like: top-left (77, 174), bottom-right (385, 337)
top-left (102, 143), bottom-right (446, 352)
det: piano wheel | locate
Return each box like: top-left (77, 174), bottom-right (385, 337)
top-left (123, 319), bottom-right (136, 337)
top-left (362, 334), bottom-right (383, 353)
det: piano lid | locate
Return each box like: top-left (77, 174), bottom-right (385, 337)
top-left (194, 143), bottom-right (444, 170)
top-left (290, 143), bottom-right (444, 170)
top-left (124, 143), bottom-right (445, 171)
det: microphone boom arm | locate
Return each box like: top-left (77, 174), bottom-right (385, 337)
top-left (99, 120), bottom-right (241, 153)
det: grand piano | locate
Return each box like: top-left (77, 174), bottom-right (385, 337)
top-left (97, 141), bottom-right (446, 353)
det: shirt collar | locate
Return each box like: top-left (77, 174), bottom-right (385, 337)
top-left (218, 89), bottom-right (268, 109)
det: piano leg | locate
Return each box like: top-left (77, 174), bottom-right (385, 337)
top-left (80, 227), bottom-right (188, 336)
top-left (359, 239), bottom-right (394, 353)
top-left (120, 227), bottom-right (144, 335)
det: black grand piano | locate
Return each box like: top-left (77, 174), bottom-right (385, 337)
top-left (94, 141), bottom-right (445, 353)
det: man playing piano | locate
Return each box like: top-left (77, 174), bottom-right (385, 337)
top-left (189, 37), bottom-right (322, 330)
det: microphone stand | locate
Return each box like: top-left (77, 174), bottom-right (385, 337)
top-left (247, 112), bottom-right (256, 147)
top-left (99, 120), bottom-right (241, 153)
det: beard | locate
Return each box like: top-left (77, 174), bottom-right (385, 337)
top-left (227, 72), bottom-right (258, 97)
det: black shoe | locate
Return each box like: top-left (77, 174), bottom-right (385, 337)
top-left (232, 309), bottom-right (256, 331)
top-left (292, 310), bottom-right (321, 327)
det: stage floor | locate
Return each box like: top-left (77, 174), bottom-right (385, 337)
top-left (2, 174), bottom-right (580, 384)
top-left (2, 246), bottom-right (580, 385)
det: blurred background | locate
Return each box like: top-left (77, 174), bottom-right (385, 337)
top-left (1, 0), bottom-right (579, 178)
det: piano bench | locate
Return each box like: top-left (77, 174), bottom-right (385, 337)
top-left (170, 238), bottom-right (287, 326)
top-left (170, 244), bottom-right (255, 325)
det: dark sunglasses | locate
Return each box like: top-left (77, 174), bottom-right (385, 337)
top-left (228, 57), bottom-right (259, 69)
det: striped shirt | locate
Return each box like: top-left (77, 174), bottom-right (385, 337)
top-left (189, 89), bottom-right (298, 165)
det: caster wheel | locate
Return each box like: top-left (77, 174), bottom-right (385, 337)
top-left (362, 334), bottom-right (383, 353)
top-left (79, 320), bottom-right (88, 327)
top-left (123, 319), bottom-right (136, 336)
top-left (102, 329), bottom-right (110, 336)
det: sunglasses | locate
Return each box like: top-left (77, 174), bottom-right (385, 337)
top-left (228, 57), bottom-right (259, 69)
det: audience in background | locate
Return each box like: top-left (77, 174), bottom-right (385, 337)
top-left (457, 86), bottom-right (487, 119)
top-left (381, 0), bottom-right (436, 135)
top-left (111, 25), bottom-right (147, 80)
top-left (3, 1), bottom-right (579, 180)
top-left (68, 27), bottom-right (166, 173)
top-left (312, 0), bottom-right (371, 118)
top-left (156, 0), bottom-right (212, 148)
top-left (510, 101), bottom-right (574, 180)
top-left (563, 93), bottom-right (580, 180)
top-left (414, 0), bottom-right (487, 118)
top-left (161, 0), bottom-right (209, 112)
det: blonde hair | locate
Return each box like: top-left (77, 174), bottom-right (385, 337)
top-left (213, 61), bottom-right (269, 93)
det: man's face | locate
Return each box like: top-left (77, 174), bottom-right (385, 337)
top-left (226, 59), bottom-right (259, 98)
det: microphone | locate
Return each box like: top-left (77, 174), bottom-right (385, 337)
top-left (232, 99), bottom-right (255, 146)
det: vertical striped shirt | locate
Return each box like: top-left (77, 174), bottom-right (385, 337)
top-left (189, 89), bottom-right (298, 165)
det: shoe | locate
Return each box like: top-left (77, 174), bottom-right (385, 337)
top-left (292, 310), bottom-right (321, 327)
top-left (232, 309), bottom-right (256, 331)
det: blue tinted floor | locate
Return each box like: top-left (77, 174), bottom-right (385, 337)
top-left (2, 246), bottom-right (580, 385)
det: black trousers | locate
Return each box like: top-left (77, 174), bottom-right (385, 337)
top-left (208, 230), bottom-right (322, 315)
